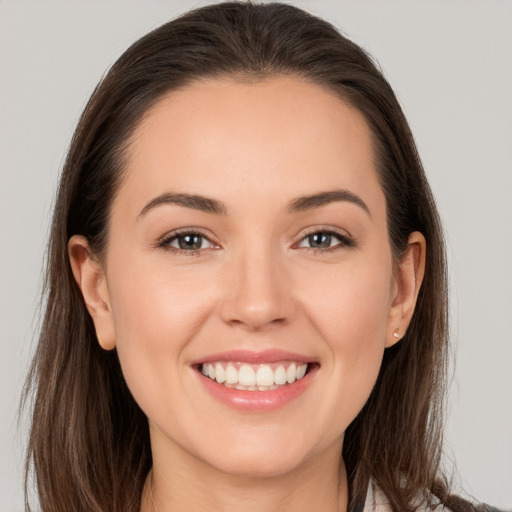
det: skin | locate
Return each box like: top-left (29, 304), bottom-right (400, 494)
top-left (69, 75), bottom-right (425, 512)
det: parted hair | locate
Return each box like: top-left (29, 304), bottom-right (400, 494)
top-left (23, 2), bottom-right (480, 511)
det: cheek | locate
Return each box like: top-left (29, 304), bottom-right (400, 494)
top-left (302, 255), bottom-right (392, 347)
top-left (108, 253), bottom-right (216, 341)
top-left (105, 253), bottom-right (219, 398)
top-left (297, 257), bottom-right (392, 427)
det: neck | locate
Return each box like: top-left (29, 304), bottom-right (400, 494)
top-left (140, 436), bottom-right (348, 512)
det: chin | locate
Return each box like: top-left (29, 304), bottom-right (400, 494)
top-left (197, 429), bottom-right (315, 478)
top-left (210, 451), bottom-right (305, 479)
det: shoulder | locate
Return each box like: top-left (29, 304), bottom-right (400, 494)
top-left (363, 480), bottom-right (453, 512)
top-left (361, 479), bottom-right (494, 512)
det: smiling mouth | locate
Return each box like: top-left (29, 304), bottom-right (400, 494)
top-left (197, 361), bottom-right (315, 391)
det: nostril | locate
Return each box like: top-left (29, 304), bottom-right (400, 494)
top-left (221, 300), bottom-right (290, 330)
top-left (227, 316), bottom-right (289, 331)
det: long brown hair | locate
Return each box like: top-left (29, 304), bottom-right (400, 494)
top-left (23, 2), bottom-right (478, 511)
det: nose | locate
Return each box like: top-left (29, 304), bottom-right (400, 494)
top-left (219, 246), bottom-right (295, 331)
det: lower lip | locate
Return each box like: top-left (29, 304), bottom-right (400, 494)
top-left (196, 366), bottom-right (318, 412)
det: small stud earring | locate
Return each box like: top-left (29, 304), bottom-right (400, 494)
top-left (393, 329), bottom-right (400, 339)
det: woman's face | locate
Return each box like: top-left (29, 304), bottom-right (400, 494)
top-left (72, 75), bottom-right (423, 478)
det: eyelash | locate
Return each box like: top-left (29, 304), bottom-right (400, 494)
top-left (295, 228), bottom-right (355, 254)
top-left (157, 227), bottom-right (354, 256)
top-left (157, 228), bottom-right (217, 256)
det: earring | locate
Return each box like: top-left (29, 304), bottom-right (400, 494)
top-left (393, 329), bottom-right (400, 339)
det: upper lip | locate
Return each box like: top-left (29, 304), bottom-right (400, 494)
top-left (191, 349), bottom-right (315, 365)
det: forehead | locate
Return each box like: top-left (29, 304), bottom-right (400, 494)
top-left (117, 75), bottom-right (384, 218)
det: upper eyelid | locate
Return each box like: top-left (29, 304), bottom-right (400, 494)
top-left (296, 225), bottom-right (352, 240)
top-left (158, 227), bottom-right (217, 244)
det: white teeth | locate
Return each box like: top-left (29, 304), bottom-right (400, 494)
top-left (200, 361), bottom-right (310, 390)
top-left (225, 365), bottom-right (238, 384)
top-left (256, 365), bottom-right (274, 386)
top-left (238, 365), bottom-right (256, 386)
top-left (215, 363), bottom-right (226, 383)
top-left (274, 365), bottom-right (287, 385)
top-left (286, 363), bottom-right (297, 384)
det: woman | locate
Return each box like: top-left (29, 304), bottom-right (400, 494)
top-left (23, 2), bottom-right (489, 511)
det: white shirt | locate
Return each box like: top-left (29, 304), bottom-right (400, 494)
top-left (361, 480), bottom-right (451, 512)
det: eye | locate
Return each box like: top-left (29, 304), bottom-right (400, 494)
top-left (158, 230), bottom-right (218, 254)
top-left (296, 229), bottom-right (353, 251)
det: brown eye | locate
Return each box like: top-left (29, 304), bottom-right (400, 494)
top-left (176, 234), bottom-right (204, 250)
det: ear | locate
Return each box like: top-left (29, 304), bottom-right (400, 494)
top-left (385, 231), bottom-right (426, 348)
top-left (68, 235), bottom-right (116, 350)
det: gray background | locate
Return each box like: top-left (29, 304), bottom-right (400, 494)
top-left (1, 1), bottom-right (511, 510)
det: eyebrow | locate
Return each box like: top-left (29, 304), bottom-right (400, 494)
top-left (138, 192), bottom-right (227, 218)
top-left (137, 188), bottom-right (370, 219)
top-left (287, 189), bottom-right (370, 216)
